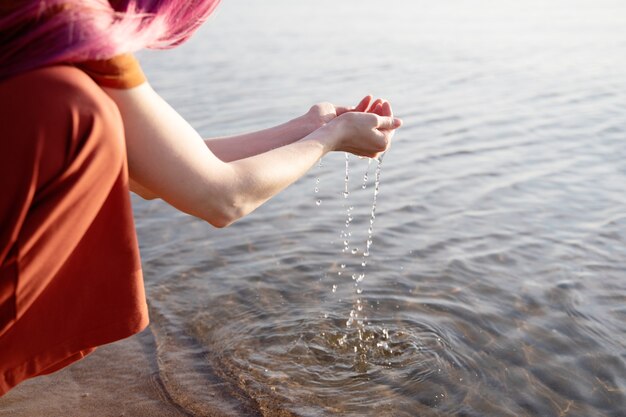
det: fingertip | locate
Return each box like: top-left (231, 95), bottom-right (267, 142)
top-left (357, 95), bottom-right (374, 112)
top-left (382, 100), bottom-right (392, 113)
top-left (368, 98), bottom-right (383, 114)
top-left (394, 117), bottom-right (403, 127)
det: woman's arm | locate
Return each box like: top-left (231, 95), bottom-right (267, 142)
top-left (104, 83), bottom-right (400, 227)
top-left (204, 97), bottom-right (374, 162)
top-left (129, 97), bottom-right (376, 200)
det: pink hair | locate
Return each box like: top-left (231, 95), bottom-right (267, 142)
top-left (0, 0), bottom-right (221, 81)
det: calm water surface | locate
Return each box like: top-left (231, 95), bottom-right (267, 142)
top-left (135, 0), bottom-right (626, 415)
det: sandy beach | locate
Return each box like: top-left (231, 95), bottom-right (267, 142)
top-left (0, 325), bottom-right (290, 417)
top-left (0, 328), bottom-right (190, 417)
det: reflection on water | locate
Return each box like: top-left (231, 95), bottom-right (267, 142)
top-left (135, 0), bottom-right (626, 415)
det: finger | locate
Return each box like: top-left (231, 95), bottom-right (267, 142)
top-left (368, 98), bottom-right (383, 114)
top-left (365, 98), bottom-right (381, 114)
top-left (335, 106), bottom-right (352, 116)
top-left (338, 95), bottom-right (373, 115)
top-left (372, 102), bottom-right (383, 116)
top-left (361, 96), bottom-right (377, 112)
top-left (376, 116), bottom-right (403, 130)
top-left (355, 95), bottom-right (373, 112)
top-left (381, 101), bottom-right (393, 118)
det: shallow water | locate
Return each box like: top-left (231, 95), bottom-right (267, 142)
top-left (134, 0), bottom-right (626, 415)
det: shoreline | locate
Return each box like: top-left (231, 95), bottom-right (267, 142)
top-left (0, 326), bottom-right (290, 417)
top-left (0, 328), bottom-right (190, 416)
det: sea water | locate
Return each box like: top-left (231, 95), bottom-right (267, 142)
top-left (126, 0), bottom-right (626, 415)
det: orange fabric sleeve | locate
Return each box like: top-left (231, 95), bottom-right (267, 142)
top-left (75, 53), bottom-right (147, 89)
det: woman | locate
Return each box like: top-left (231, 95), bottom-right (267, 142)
top-left (0, 0), bottom-right (402, 395)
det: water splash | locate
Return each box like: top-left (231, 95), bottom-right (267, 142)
top-left (323, 153), bottom-right (387, 363)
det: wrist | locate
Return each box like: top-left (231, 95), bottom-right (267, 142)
top-left (312, 123), bottom-right (339, 153)
top-left (293, 113), bottom-right (322, 136)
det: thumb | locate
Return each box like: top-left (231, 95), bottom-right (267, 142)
top-left (376, 116), bottom-right (403, 130)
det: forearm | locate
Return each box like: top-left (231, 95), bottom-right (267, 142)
top-left (225, 131), bottom-right (329, 212)
top-left (103, 83), bottom-right (398, 227)
top-left (104, 83), bottom-right (332, 227)
top-left (205, 116), bottom-right (318, 162)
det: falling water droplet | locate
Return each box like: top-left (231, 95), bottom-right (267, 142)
top-left (361, 158), bottom-right (372, 189)
top-left (314, 159), bottom-right (322, 204)
top-left (351, 248), bottom-right (358, 255)
top-left (332, 284), bottom-right (337, 293)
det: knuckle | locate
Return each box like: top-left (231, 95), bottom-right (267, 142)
top-left (376, 136), bottom-right (389, 152)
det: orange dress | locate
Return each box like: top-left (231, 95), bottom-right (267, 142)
top-left (0, 55), bottom-right (149, 395)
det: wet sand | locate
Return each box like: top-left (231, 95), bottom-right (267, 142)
top-left (0, 326), bottom-right (290, 417)
top-left (0, 328), bottom-right (190, 417)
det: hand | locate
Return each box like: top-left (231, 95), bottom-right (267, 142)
top-left (368, 98), bottom-right (397, 136)
top-left (365, 98), bottom-right (397, 160)
top-left (304, 95), bottom-right (374, 130)
top-left (322, 104), bottom-right (402, 158)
